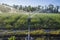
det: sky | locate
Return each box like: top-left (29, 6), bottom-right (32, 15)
top-left (0, 0), bottom-right (60, 6)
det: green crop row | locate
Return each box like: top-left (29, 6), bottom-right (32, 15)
top-left (0, 13), bottom-right (60, 29)
top-left (1, 29), bottom-right (60, 35)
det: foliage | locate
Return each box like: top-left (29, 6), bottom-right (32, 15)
top-left (35, 38), bottom-right (45, 40)
top-left (8, 36), bottom-right (15, 40)
top-left (0, 13), bottom-right (60, 29)
top-left (12, 4), bottom-right (60, 13)
top-left (49, 29), bottom-right (60, 34)
top-left (2, 29), bottom-right (60, 35)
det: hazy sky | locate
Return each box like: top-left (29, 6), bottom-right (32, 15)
top-left (0, 0), bottom-right (60, 6)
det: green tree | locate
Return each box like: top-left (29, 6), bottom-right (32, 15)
top-left (54, 6), bottom-right (60, 13)
top-left (37, 5), bottom-right (41, 10)
top-left (19, 5), bottom-right (23, 10)
top-left (23, 6), bottom-right (27, 11)
top-left (27, 5), bottom-right (32, 12)
top-left (48, 4), bottom-right (54, 12)
top-left (13, 5), bottom-right (18, 9)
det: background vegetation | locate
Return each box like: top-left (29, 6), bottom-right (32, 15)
top-left (1, 3), bottom-right (60, 13)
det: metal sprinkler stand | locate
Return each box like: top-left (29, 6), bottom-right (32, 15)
top-left (27, 14), bottom-right (31, 40)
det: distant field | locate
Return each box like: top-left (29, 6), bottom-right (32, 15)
top-left (0, 13), bottom-right (60, 29)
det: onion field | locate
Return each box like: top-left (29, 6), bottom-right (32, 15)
top-left (0, 13), bottom-right (60, 29)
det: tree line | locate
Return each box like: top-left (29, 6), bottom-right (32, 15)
top-left (13, 4), bottom-right (60, 13)
top-left (1, 3), bottom-right (60, 13)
